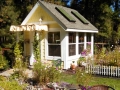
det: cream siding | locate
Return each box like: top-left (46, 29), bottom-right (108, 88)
top-left (24, 5), bottom-right (62, 60)
top-left (27, 6), bottom-right (55, 24)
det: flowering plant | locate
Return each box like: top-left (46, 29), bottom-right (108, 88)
top-left (81, 48), bottom-right (91, 57)
top-left (81, 49), bottom-right (88, 56)
top-left (81, 42), bottom-right (91, 56)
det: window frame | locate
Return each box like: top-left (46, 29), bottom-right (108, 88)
top-left (47, 31), bottom-right (61, 57)
top-left (68, 32), bottom-right (76, 56)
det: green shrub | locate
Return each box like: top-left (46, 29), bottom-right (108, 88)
top-left (0, 75), bottom-right (8, 81)
top-left (75, 68), bottom-right (92, 87)
top-left (0, 48), bottom-right (9, 70)
top-left (77, 57), bottom-right (86, 66)
top-left (13, 43), bottom-right (27, 81)
top-left (0, 80), bottom-right (26, 90)
top-left (0, 75), bottom-right (27, 90)
top-left (94, 47), bottom-right (120, 66)
top-left (33, 61), bottom-right (61, 85)
top-left (47, 66), bottom-right (61, 82)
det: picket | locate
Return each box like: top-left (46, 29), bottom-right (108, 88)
top-left (85, 65), bottom-right (120, 77)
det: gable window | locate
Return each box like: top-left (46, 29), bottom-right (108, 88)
top-left (48, 32), bottom-right (61, 56)
top-left (69, 32), bottom-right (76, 56)
top-left (78, 33), bottom-right (84, 54)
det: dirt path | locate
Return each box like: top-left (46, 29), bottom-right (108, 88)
top-left (0, 69), bottom-right (33, 78)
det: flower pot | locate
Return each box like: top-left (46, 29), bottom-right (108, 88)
top-left (70, 64), bottom-right (76, 70)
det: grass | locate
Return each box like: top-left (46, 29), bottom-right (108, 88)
top-left (90, 76), bottom-right (120, 90)
top-left (61, 72), bottom-right (120, 90)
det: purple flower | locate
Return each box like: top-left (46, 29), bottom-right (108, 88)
top-left (82, 86), bottom-right (86, 90)
top-left (81, 49), bottom-right (87, 56)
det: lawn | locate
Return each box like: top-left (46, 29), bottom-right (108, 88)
top-left (61, 72), bottom-right (120, 90)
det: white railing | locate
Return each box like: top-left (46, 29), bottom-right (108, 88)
top-left (85, 65), bottom-right (120, 77)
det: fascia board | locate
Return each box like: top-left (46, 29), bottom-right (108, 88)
top-left (66, 29), bottom-right (98, 33)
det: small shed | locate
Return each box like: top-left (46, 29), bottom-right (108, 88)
top-left (10, 0), bottom-right (98, 69)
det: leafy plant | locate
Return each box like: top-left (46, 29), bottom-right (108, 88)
top-left (13, 43), bottom-right (27, 80)
top-left (0, 75), bottom-right (27, 90)
top-left (13, 43), bottom-right (23, 69)
top-left (47, 66), bottom-right (61, 82)
top-left (0, 75), bottom-right (8, 81)
top-left (0, 80), bottom-right (26, 90)
top-left (33, 61), bottom-right (61, 85)
top-left (75, 68), bottom-right (92, 87)
top-left (77, 57), bottom-right (86, 66)
top-left (94, 46), bottom-right (120, 66)
top-left (0, 47), bottom-right (9, 70)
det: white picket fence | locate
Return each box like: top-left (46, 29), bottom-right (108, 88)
top-left (85, 65), bottom-right (120, 77)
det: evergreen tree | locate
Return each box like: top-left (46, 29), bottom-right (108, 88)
top-left (0, 0), bottom-right (38, 67)
top-left (70, 0), bottom-right (120, 45)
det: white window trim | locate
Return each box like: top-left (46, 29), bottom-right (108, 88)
top-left (46, 30), bottom-right (61, 60)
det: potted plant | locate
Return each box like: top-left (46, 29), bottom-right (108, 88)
top-left (70, 61), bottom-right (76, 70)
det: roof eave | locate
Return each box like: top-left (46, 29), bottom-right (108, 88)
top-left (66, 28), bottom-right (98, 33)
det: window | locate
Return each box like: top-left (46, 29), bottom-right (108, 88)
top-left (78, 33), bottom-right (84, 54)
top-left (69, 32), bottom-right (76, 56)
top-left (87, 33), bottom-right (91, 52)
top-left (55, 7), bottom-right (76, 22)
top-left (71, 11), bottom-right (89, 24)
top-left (69, 32), bottom-right (76, 43)
top-left (48, 32), bottom-right (61, 56)
top-left (48, 32), bottom-right (60, 44)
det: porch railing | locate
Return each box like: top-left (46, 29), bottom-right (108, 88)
top-left (85, 65), bottom-right (120, 77)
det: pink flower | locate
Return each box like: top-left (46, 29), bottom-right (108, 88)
top-left (87, 42), bottom-right (91, 45)
top-left (34, 59), bottom-right (36, 62)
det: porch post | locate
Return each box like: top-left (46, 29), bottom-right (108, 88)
top-left (84, 33), bottom-right (87, 49)
top-left (16, 32), bottom-right (19, 43)
top-left (64, 32), bottom-right (68, 69)
top-left (29, 31), bottom-right (35, 66)
top-left (91, 33), bottom-right (94, 55)
top-left (76, 32), bottom-right (79, 55)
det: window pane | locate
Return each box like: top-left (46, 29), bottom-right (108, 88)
top-left (87, 33), bottom-right (91, 52)
top-left (69, 44), bottom-right (76, 56)
top-left (48, 45), bottom-right (61, 56)
top-left (48, 32), bottom-right (60, 43)
top-left (79, 33), bottom-right (84, 43)
top-left (69, 32), bottom-right (76, 43)
top-left (79, 44), bottom-right (84, 54)
top-left (87, 33), bottom-right (91, 42)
